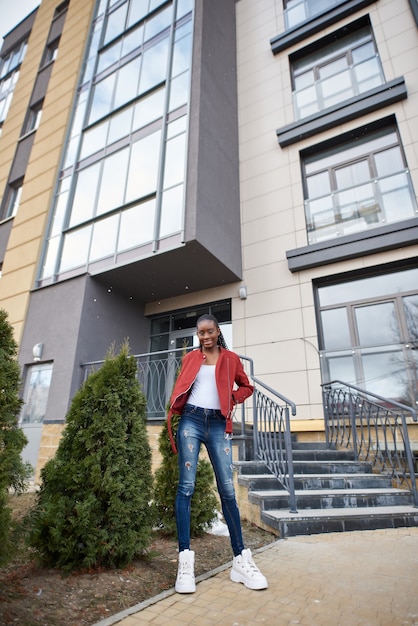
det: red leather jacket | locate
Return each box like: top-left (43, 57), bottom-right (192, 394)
top-left (167, 348), bottom-right (254, 453)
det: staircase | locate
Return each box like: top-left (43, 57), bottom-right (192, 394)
top-left (235, 440), bottom-right (418, 538)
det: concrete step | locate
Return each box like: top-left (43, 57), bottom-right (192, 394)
top-left (261, 505), bottom-right (418, 537)
top-left (235, 459), bottom-right (374, 476)
top-left (248, 487), bottom-right (413, 510)
top-left (291, 449), bottom-right (356, 461)
top-left (238, 472), bottom-right (393, 491)
top-left (292, 460), bottom-right (373, 474)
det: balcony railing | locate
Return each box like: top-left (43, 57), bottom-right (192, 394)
top-left (293, 58), bottom-right (384, 120)
top-left (322, 379), bottom-right (418, 506)
top-left (305, 170), bottom-right (417, 243)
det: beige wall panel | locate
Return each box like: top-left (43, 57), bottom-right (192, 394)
top-left (248, 339), bottom-right (306, 376)
top-left (229, 316), bottom-right (246, 351)
top-left (244, 263), bottom-right (295, 295)
top-left (5, 211), bottom-right (48, 250)
top-left (243, 233), bottom-right (295, 270)
top-left (2, 238), bottom-right (42, 269)
top-left (238, 133), bottom-right (282, 168)
top-left (242, 210), bottom-right (295, 246)
top-left (241, 187), bottom-right (293, 224)
top-left (0, 264), bottom-right (36, 296)
top-left (240, 144), bottom-right (283, 183)
top-left (238, 110), bottom-right (281, 145)
top-left (240, 167), bottom-right (296, 204)
top-left (236, 1), bottom-right (278, 38)
top-left (245, 285), bottom-right (301, 318)
top-left (24, 145), bottom-right (62, 181)
top-left (245, 308), bottom-right (304, 347)
top-left (303, 337), bottom-right (320, 372)
top-left (301, 305), bottom-right (318, 340)
top-left (238, 67), bottom-right (282, 112)
top-left (299, 281), bottom-right (314, 309)
top-left (0, 290), bottom-right (30, 320)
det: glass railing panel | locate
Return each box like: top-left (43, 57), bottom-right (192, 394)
top-left (306, 171), bottom-right (417, 243)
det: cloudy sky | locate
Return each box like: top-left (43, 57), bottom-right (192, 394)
top-left (0, 0), bottom-right (41, 41)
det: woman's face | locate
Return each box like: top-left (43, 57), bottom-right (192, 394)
top-left (196, 320), bottom-right (220, 350)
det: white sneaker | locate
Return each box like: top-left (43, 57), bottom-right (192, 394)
top-left (175, 549), bottom-right (196, 593)
top-left (230, 548), bottom-right (268, 590)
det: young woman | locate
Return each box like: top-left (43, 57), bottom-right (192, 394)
top-left (167, 314), bottom-right (268, 593)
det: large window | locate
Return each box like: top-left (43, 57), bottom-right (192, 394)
top-left (284, 0), bottom-right (340, 29)
top-left (292, 24), bottom-right (384, 120)
top-left (302, 122), bottom-right (418, 244)
top-left (0, 39), bottom-right (27, 130)
top-left (317, 267), bottom-right (418, 407)
top-left (39, 0), bottom-right (194, 282)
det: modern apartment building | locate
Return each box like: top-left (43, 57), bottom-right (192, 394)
top-left (1, 0), bottom-right (417, 480)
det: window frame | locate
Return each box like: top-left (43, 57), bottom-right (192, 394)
top-left (1, 180), bottom-right (23, 221)
top-left (301, 120), bottom-right (417, 245)
top-left (314, 264), bottom-right (418, 404)
top-left (291, 22), bottom-right (384, 120)
top-left (22, 101), bottom-right (43, 136)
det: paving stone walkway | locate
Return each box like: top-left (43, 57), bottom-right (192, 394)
top-left (94, 527), bottom-right (418, 626)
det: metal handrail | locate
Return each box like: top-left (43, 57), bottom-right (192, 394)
top-left (322, 379), bottom-right (418, 507)
top-left (240, 356), bottom-right (297, 513)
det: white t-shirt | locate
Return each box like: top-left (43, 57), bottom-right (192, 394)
top-left (188, 364), bottom-right (221, 410)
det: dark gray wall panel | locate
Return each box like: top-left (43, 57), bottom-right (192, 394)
top-left (286, 218), bottom-right (418, 272)
top-left (8, 133), bottom-right (36, 182)
top-left (19, 276), bottom-right (149, 423)
top-left (186, 0), bottom-right (242, 279)
top-left (0, 218), bottom-right (13, 263)
top-left (277, 77), bottom-right (407, 147)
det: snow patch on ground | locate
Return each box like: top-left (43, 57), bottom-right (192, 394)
top-left (206, 511), bottom-right (229, 536)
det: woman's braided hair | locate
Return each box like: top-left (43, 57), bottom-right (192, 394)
top-left (196, 313), bottom-right (229, 349)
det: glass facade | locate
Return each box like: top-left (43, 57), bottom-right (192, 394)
top-left (39, 0), bottom-right (194, 282)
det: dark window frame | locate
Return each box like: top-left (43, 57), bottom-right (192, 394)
top-left (290, 17), bottom-right (384, 121)
top-left (277, 75), bottom-right (406, 147)
top-left (286, 118), bottom-right (418, 271)
top-left (271, 0), bottom-right (379, 54)
top-left (0, 179), bottom-right (23, 221)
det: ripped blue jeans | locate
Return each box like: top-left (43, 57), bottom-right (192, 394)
top-left (175, 404), bottom-right (244, 557)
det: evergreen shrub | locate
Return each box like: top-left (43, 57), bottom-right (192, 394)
top-left (29, 343), bottom-right (154, 571)
top-left (0, 309), bottom-right (31, 566)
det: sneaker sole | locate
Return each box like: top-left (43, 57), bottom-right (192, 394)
top-left (175, 582), bottom-right (196, 593)
top-left (230, 569), bottom-right (268, 590)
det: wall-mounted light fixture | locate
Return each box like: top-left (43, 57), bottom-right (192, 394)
top-left (239, 285), bottom-right (247, 300)
top-left (32, 343), bottom-right (43, 361)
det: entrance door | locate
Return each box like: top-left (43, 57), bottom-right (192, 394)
top-left (165, 329), bottom-right (198, 405)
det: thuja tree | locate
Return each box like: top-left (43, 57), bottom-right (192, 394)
top-left (29, 343), bottom-right (154, 572)
top-left (153, 415), bottom-right (218, 537)
top-left (0, 309), bottom-right (31, 566)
